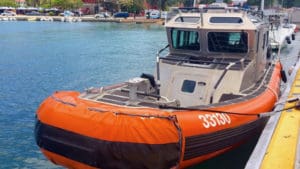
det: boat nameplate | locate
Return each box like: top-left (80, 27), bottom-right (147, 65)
top-left (198, 113), bottom-right (231, 128)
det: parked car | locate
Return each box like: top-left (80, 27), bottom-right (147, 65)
top-left (150, 10), bottom-right (160, 19)
top-left (1, 11), bottom-right (16, 16)
top-left (60, 10), bottom-right (74, 17)
top-left (25, 11), bottom-right (41, 16)
top-left (72, 10), bottom-right (82, 17)
top-left (95, 12), bottom-right (110, 18)
top-left (113, 12), bottom-right (129, 18)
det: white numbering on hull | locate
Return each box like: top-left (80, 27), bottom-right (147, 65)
top-left (198, 113), bottom-right (231, 128)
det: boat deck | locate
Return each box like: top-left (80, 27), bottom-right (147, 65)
top-left (245, 33), bottom-right (300, 169)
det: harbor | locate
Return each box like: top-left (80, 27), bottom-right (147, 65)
top-left (33, 6), bottom-right (300, 169)
top-left (1, 2), bottom-right (300, 169)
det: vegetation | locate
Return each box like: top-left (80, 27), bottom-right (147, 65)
top-left (119, 0), bottom-right (144, 13)
top-left (23, 0), bottom-right (83, 9)
top-left (247, 0), bottom-right (300, 8)
top-left (2, 0), bottom-right (300, 12)
top-left (0, 0), bottom-right (17, 7)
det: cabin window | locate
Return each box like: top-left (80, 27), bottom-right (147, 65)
top-left (208, 32), bottom-right (248, 53)
top-left (210, 17), bottom-right (243, 23)
top-left (171, 29), bottom-right (200, 50)
top-left (181, 80), bottom-right (196, 93)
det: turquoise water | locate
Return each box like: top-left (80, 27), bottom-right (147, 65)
top-left (0, 21), bottom-right (166, 168)
top-left (0, 21), bottom-right (264, 169)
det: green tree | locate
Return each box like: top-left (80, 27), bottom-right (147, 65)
top-left (247, 0), bottom-right (275, 8)
top-left (39, 0), bottom-right (54, 8)
top-left (119, 0), bottom-right (144, 13)
top-left (0, 0), bottom-right (16, 7)
top-left (279, 0), bottom-right (295, 8)
top-left (146, 0), bottom-right (158, 8)
top-left (26, 0), bottom-right (41, 6)
top-left (294, 0), bottom-right (300, 6)
top-left (51, 0), bottom-right (83, 9)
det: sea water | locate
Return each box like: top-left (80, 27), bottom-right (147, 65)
top-left (0, 21), bottom-right (166, 169)
top-left (0, 21), bottom-right (298, 169)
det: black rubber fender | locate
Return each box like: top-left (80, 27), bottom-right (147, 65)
top-left (281, 70), bottom-right (287, 83)
top-left (292, 34), bottom-right (295, 40)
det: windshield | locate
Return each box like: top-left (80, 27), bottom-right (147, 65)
top-left (171, 29), bottom-right (200, 50)
top-left (208, 32), bottom-right (248, 53)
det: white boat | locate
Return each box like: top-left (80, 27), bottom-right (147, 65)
top-left (27, 17), bottom-right (37, 21)
top-left (40, 16), bottom-right (53, 22)
top-left (266, 11), bottom-right (296, 50)
top-left (61, 16), bottom-right (81, 22)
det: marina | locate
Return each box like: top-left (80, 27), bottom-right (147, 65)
top-left (1, 6), bottom-right (300, 169)
top-left (34, 7), bottom-right (300, 169)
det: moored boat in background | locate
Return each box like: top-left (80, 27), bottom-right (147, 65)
top-left (35, 7), bottom-right (285, 169)
top-left (265, 10), bottom-right (297, 50)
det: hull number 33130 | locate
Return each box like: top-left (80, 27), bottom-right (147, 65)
top-left (198, 113), bottom-right (231, 128)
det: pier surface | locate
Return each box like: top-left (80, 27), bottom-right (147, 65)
top-left (260, 68), bottom-right (300, 169)
top-left (246, 33), bottom-right (300, 169)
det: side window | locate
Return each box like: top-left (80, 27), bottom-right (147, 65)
top-left (208, 32), bottom-right (248, 53)
top-left (181, 80), bottom-right (196, 93)
top-left (171, 29), bottom-right (200, 50)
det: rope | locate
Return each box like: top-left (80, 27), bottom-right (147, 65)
top-left (51, 95), bottom-right (77, 107)
top-left (159, 97), bottom-right (300, 118)
top-left (266, 84), bottom-right (279, 101)
top-left (159, 105), bottom-right (261, 117)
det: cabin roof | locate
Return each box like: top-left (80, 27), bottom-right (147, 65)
top-left (165, 12), bottom-right (260, 30)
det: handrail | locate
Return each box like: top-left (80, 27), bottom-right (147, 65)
top-left (156, 44), bottom-right (169, 81)
top-left (158, 56), bottom-right (248, 67)
top-left (156, 44), bottom-right (169, 57)
top-left (159, 56), bottom-right (226, 65)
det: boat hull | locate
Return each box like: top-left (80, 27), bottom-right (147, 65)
top-left (35, 62), bottom-right (282, 169)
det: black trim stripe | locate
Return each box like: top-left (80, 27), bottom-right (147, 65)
top-left (35, 120), bottom-right (180, 169)
top-left (183, 117), bottom-right (269, 160)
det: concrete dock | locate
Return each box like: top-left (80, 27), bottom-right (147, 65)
top-left (245, 33), bottom-right (300, 169)
top-left (260, 68), bottom-right (300, 169)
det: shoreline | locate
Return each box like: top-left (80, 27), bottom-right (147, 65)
top-left (0, 15), bottom-right (164, 24)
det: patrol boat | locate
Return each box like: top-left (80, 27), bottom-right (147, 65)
top-left (35, 7), bottom-right (285, 169)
